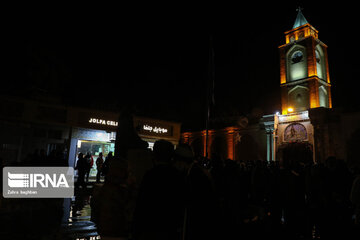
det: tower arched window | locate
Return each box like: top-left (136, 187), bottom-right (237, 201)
top-left (315, 45), bottom-right (326, 80)
top-left (291, 50), bottom-right (304, 64)
top-left (286, 46), bottom-right (307, 82)
top-left (315, 50), bottom-right (321, 63)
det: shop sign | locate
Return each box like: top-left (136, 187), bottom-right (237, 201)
top-left (137, 122), bottom-right (173, 136)
top-left (89, 118), bottom-right (118, 127)
top-left (278, 111), bottom-right (309, 123)
top-left (143, 124), bottom-right (168, 134)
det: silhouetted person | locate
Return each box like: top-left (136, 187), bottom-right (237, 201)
top-left (91, 159), bottom-right (134, 240)
top-left (75, 153), bottom-right (87, 188)
top-left (305, 162), bottom-right (327, 239)
top-left (102, 152), bottom-right (113, 181)
top-left (322, 157), bottom-right (354, 239)
top-left (221, 159), bottom-right (243, 239)
top-left (174, 144), bottom-right (222, 240)
top-left (96, 152), bottom-right (104, 183)
top-left (350, 165), bottom-right (360, 237)
top-left (114, 107), bottom-right (148, 159)
top-left (84, 152), bottom-right (93, 182)
top-left (276, 146), bottom-right (307, 239)
top-left (209, 153), bottom-right (225, 200)
top-left (250, 160), bottom-right (270, 208)
top-left (133, 140), bottom-right (185, 240)
top-left (267, 160), bottom-right (284, 238)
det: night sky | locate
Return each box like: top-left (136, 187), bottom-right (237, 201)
top-left (3, 2), bottom-right (358, 131)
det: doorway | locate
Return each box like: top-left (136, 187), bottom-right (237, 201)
top-left (277, 142), bottom-right (314, 168)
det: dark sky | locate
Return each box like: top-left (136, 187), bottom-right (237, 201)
top-left (3, 2), bottom-right (358, 131)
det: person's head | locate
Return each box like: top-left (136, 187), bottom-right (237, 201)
top-left (174, 144), bottom-right (194, 172)
top-left (78, 152), bottom-right (83, 159)
top-left (99, 152), bottom-right (103, 157)
top-left (153, 140), bottom-right (174, 164)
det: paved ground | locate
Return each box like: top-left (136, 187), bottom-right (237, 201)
top-left (60, 181), bottom-right (100, 240)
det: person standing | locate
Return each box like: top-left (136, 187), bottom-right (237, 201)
top-left (96, 152), bottom-right (104, 183)
top-left (350, 166), bottom-right (360, 235)
top-left (92, 159), bottom-right (135, 240)
top-left (84, 152), bottom-right (93, 182)
top-left (75, 153), bottom-right (87, 188)
top-left (133, 140), bottom-right (185, 240)
top-left (102, 152), bottom-right (113, 181)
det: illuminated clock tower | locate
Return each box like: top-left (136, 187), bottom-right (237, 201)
top-left (261, 8), bottom-right (335, 163)
top-left (279, 8), bottom-right (332, 114)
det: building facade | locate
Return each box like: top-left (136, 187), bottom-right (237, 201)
top-left (0, 95), bottom-right (181, 171)
top-left (268, 9), bottom-right (360, 165)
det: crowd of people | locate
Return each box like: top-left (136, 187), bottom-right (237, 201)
top-left (90, 139), bottom-right (360, 240)
top-left (75, 151), bottom-right (113, 187)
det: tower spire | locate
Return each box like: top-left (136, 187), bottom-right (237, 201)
top-left (293, 7), bottom-right (308, 29)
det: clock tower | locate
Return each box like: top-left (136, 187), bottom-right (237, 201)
top-left (279, 8), bottom-right (332, 114)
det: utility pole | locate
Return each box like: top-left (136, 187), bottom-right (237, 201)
top-left (205, 35), bottom-right (215, 159)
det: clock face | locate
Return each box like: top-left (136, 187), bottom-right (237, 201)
top-left (291, 50), bottom-right (303, 63)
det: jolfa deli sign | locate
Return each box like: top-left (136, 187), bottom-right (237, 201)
top-left (84, 113), bottom-right (119, 130)
top-left (88, 118), bottom-right (118, 127)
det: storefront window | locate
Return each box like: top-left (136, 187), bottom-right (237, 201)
top-left (76, 140), bottom-right (115, 177)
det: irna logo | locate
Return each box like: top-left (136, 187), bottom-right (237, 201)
top-left (8, 172), bottom-right (69, 188)
top-left (3, 167), bottom-right (74, 198)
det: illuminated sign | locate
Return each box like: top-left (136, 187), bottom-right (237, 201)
top-left (143, 124), bottom-right (168, 134)
top-left (278, 111), bottom-right (309, 123)
top-left (136, 122), bottom-right (173, 136)
top-left (89, 118), bottom-right (118, 127)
